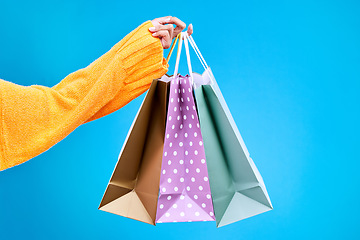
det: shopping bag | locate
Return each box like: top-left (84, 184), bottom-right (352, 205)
top-left (183, 34), bottom-right (273, 227)
top-left (155, 74), bottom-right (215, 223)
top-left (98, 78), bottom-right (170, 225)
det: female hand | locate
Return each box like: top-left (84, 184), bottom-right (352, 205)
top-left (149, 16), bottom-right (193, 49)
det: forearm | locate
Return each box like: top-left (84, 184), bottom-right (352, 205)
top-left (0, 20), bottom-right (168, 171)
top-left (84, 20), bottom-right (169, 123)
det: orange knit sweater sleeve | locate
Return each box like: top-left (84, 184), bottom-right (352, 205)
top-left (0, 20), bottom-right (169, 171)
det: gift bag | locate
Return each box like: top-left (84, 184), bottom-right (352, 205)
top-left (155, 36), bottom-right (215, 223)
top-left (98, 36), bottom-right (180, 224)
top-left (98, 78), bottom-right (170, 225)
top-left (183, 34), bottom-right (273, 227)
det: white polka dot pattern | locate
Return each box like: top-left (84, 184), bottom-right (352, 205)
top-left (155, 75), bottom-right (215, 223)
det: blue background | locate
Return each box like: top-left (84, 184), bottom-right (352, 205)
top-left (0, 0), bottom-right (359, 239)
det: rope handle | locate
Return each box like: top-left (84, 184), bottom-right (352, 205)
top-left (165, 34), bottom-right (181, 64)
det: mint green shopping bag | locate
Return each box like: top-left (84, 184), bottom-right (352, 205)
top-left (184, 34), bottom-right (273, 227)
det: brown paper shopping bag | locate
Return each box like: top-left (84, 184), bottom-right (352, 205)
top-left (98, 78), bottom-right (170, 225)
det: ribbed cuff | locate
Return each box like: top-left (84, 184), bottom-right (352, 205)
top-left (116, 20), bottom-right (169, 85)
top-left (82, 20), bottom-right (170, 124)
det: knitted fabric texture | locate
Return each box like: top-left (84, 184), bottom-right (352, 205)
top-left (0, 20), bottom-right (169, 171)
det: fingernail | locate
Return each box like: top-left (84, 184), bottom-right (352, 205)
top-left (152, 32), bottom-right (157, 36)
top-left (149, 27), bottom-right (155, 31)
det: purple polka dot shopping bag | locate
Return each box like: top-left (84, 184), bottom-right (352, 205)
top-left (155, 75), bottom-right (215, 223)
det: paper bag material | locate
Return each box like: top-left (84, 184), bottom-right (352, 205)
top-left (155, 75), bottom-right (215, 223)
top-left (99, 79), bottom-right (170, 225)
top-left (193, 68), bottom-right (273, 227)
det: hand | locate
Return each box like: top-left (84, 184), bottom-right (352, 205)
top-left (149, 16), bottom-right (193, 49)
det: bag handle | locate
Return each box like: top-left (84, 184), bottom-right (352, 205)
top-left (188, 35), bottom-right (214, 85)
top-left (187, 35), bottom-right (209, 71)
top-left (170, 30), bottom-right (214, 86)
top-left (183, 32), bottom-right (194, 86)
top-left (173, 32), bottom-right (193, 80)
top-left (173, 33), bottom-right (183, 77)
top-left (166, 34), bottom-right (180, 64)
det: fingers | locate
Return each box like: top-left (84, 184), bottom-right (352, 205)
top-left (151, 16), bottom-right (186, 38)
top-left (187, 24), bottom-right (193, 36)
top-left (165, 17), bottom-right (186, 36)
top-left (149, 24), bottom-right (174, 38)
top-left (152, 30), bottom-right (172, 49)
top-left (151, 16), bottom-right (172, 25)
top-left (150, 16), bottom-right (194, 48)
top-left (149, 24), bottom-right (174, 49)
